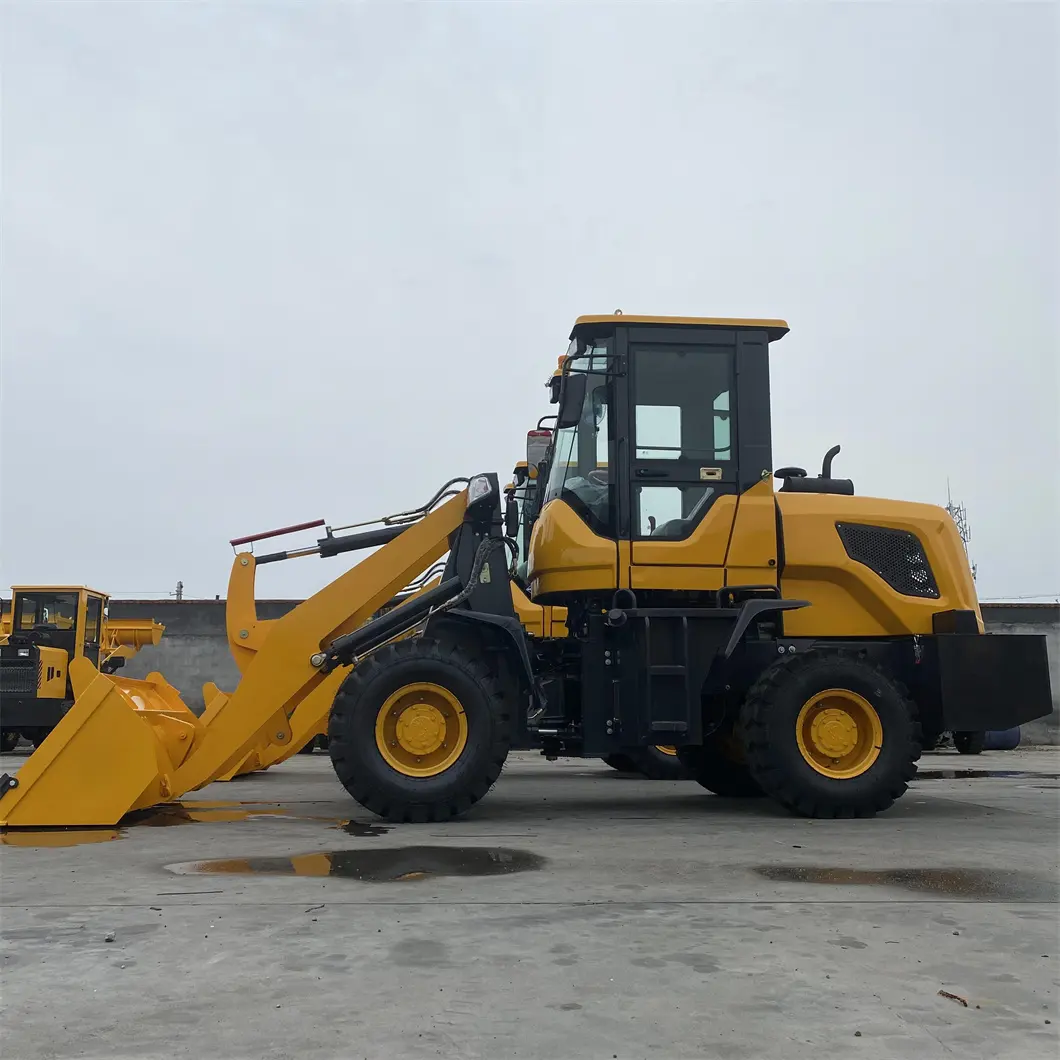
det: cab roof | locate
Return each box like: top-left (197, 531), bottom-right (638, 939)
top-left (11, 585), bottom-right (109, 597)
top-left (571, 314), bottom-right (789, 343)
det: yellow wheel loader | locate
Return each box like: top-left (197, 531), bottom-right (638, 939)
top-left (0, 587), bottom-right (165, 752)
top-left (0, 314), bottom-right (1053, 828)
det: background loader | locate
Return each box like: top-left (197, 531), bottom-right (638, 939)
top-left (0, 313), bottom-right (1053, 829)
top-left (0, 587), bottom-right (165, 752)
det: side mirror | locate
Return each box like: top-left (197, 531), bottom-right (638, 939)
top-left (504, 494), bottom-right (520, 539)
top-left (555, 373), bottom-right (586, 429)
top-left (526, 429), bottom-right (552, 478)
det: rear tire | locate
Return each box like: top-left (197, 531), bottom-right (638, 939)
top-left (328, 637), bottom-right (512, 823)
top-left (678, 730), bottom-right (763, 797)
top-left (741, 651), bottom-right (921, 818)
top-left (623, 746), bottom-right (692, 780)
top-left (602, 754), bottom-right (637, 772)
top-left (954, 730), bottom-right (985, 755)
top-left (0, 730), bottom-right (19, 754)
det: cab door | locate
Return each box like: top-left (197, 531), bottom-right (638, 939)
top-left (626, 329), bottom-right (740, 592)
top-left (81, 594), bottom-right (103, 668)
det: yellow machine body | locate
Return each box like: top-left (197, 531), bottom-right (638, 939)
top-left (527, 479), bottom-right (978, 631)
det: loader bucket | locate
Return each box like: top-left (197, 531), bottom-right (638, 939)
top-left (0, 491), bottom-right (468, 826)
top-left (0, 659), bottom-right (202, 827)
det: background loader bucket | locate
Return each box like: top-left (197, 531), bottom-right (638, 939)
top-left (0, 659), bottom-right (201, 827)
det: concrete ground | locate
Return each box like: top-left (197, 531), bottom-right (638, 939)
top-left (2, 748), bottom-right (1058, 1060)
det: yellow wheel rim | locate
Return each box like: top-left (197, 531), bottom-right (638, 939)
top-left (795, 689), bottom-right (883, 779)
top-left (374, 682), bottom-right (468, 778)
top-left (655, 745), bottom-right (678, 757)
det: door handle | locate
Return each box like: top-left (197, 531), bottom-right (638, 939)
top-left (635, 469), bottom-right (669, 479)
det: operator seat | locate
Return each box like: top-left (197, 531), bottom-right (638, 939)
top-left (650, 487), bottom-right (716, 540)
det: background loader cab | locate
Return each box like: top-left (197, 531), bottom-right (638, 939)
top-left (1, 587), bottom-right (107, 751)
top-left (0, 586), bottom-right (163, 753)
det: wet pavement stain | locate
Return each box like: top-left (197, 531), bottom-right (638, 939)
top-left (2, 801), bottom-right (355, 846)
top-left (915, 769), bottom-right (1060, 781)
top-left (339, 820), bottom-right (390, 838)
top-left (0, 828), bottom-right (120, 848)
top-left (123, 801), bottom-right (342, 828)
top-left (171, 845), bottom-right (546, 882)
top-left (756, 866), bottom-right (1059, 902)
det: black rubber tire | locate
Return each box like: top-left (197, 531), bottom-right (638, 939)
top-left (741, 650), bottom-right (921, 818)
top-left (622, 746), bottom-right (693, 781)
top-left (954, 730), bottom-right (985, 755)
top-left (298, 736), bottom-right (318, 754)
top-left (0, 730), bottom-right (19, 754)
top-left (602, 754), bottom-right (637, 772)
top-left (328, 637), bottom-right (512, 823)
top-left (678, 733), bottom-right (764, 797)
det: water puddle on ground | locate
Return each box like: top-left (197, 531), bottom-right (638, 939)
top-left (916, 769), bottom-right (1060, 781)
top-left (756, 865), bottom-right (1058, 902)
top-left (126, 802), bottom-right (307, 827)
top-left (171, 845), bottom-right (546, 882)
top-left (0, 800), bottom-right (354, 847)
top-left (0, 828), bottom-right (120, 847)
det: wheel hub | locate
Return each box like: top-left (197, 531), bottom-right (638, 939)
top-left (809, 708), bottom-right (859, 758)
top-left (795, 689), bottom-right (883, 780)
top-left (395, 703), bottom-right (447, 756)
top-left (375, 682), bottom-right (468, 778)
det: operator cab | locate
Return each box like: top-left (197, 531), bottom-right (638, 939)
top-left (527, 314), bottom-right (788, 604)
top-left (6, 586), bottom-right (108, 668)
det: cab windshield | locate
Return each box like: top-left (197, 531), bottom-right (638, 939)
top-left (15, 592), bottom-right (79, 632)
top-left (542, 343), bottom-right (613, 537)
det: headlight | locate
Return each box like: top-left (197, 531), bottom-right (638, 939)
top-left (17, 648), bottom-right (30, 657)
top-left (467, 474), bottom-right (496, 508)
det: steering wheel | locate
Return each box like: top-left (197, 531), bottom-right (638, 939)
top-left (587, 469), bottom-right (609, 486)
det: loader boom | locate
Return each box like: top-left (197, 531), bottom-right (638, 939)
top-left (0, 491), bottom-right (469, 826)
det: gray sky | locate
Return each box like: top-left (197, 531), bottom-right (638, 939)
top-left (2, 1), bottom-right (1057, 602)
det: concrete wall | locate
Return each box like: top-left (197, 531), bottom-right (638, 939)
top-left (10, 596), bottom-right (1059, 741)
top-left (109, 599), bottom-right (298, 715)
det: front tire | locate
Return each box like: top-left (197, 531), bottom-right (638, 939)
top-left (328, 637), bottom-right (512, 823)
top-left (741, 651), bottom-right (921, 818)
top-left (0, 730), bottom-right (19, 754)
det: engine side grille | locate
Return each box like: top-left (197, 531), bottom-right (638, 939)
top-left (836, 522), bottom-right (940, 599)
top-left (0, 660), bottom-right (40, 695)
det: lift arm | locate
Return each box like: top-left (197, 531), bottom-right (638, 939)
top-left (0, 489), bottom-right (470, 826)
